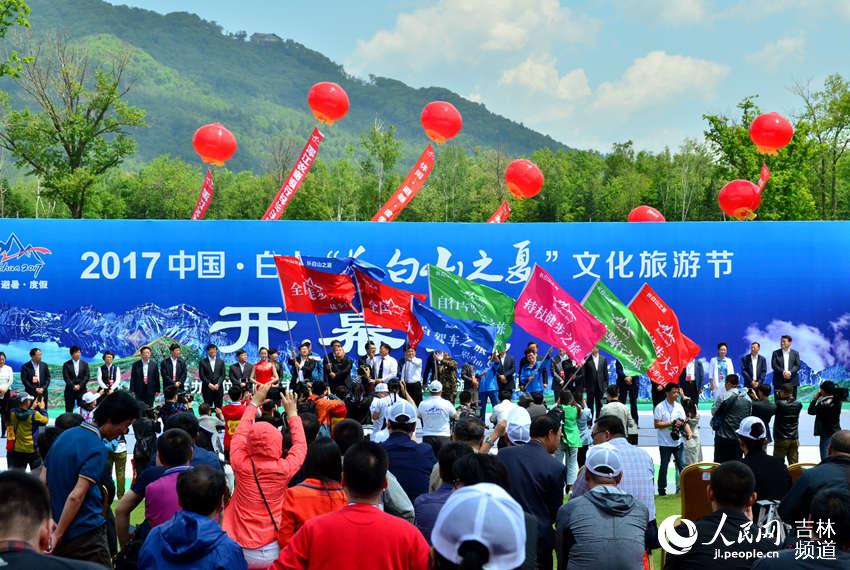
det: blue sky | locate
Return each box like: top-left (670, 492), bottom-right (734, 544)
top-left (107, 0), bottom-right (850, 152)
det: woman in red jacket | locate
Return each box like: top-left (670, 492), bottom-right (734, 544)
top-left (278, 438), bottom-right (347, 548)
top-left (223, 380), bottom-right (307, 569)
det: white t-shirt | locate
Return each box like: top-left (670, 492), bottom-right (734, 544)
top-left (654, 399), bottom-right (686, 447)
top-left (418, 396), bottom-right (457, 437)
top-left (490, 400), bottom-right (518, 427)
top-left (0, 364), bottom-right (13, 391)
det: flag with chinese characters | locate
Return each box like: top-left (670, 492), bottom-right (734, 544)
top-left (300, 255), bottom-right (386, 281)
top-left (627, 282), bottom-right (700, 387)
top-left (581, 280), bottom-right (657, 376)
top-left (427, 265), bottom-right (514, 350)
top-left (513, 265), bottom-right (606, 362)
top-left (409, 298), bottom-right (497, 370)
top-left (355, 269), bottom-right (426, 332)
top-left (274, 255), bottom-right (355, 314)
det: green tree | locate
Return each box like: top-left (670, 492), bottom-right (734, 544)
top-left (0, 0), bottom-right (30, 77)
top-left (360, 120), bottom-right (402, 211)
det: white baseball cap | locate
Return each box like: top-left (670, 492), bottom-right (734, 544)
top-left (387, 399), bottom-right (418, 424)
top-left (585, 443), bottom-right (623, 478)
top-left (431, 483), bottom-right (526, 570)
top-left (428, 381), bottom-right (443, 393)
top-left (20, 393), bottom-right (34, 402)
top-left (375, 383), bottom-right (389, 393)
top-left (505, 407), bottom-right (531, 445)
top-left (82, 392), bottom-right (100, 404)
top-left (736, 416), bottom-right (767, 440)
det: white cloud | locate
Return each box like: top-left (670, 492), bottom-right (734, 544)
top-left (499, 55), bottom-right (591, 101)
top-left (621, 0), bottom-right (711, 24)
top-left (746, 34), bottom-right (805, 70)
top-left (465, 92), bottom-right (483, 103)
top-left (830, 313), bottom-right (850, 365)
top-left (745, 320), bottom-right (835, 371)
top-left (593, 51), bottom-right (729, 114)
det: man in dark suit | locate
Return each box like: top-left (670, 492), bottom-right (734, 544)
top-left (159, 343), bottom-right (187, 393)
top-left (61, 345), bottom-right (90, 412)
top-left (357, 341), bottom-right (378, 390)
top-left (582, 346), bottom-right (609, 416)
top-left (615, 359), bottom-right (639, 424)
top-left (678, 358), bottom-right (705, 403)
top-left (771, 335), bottom-right (801, 400)
top-left (20, 347), bottom-right (50, 410)
top-left (228, 349), bottom-right (253, 394)
top-left (323, 340), bottom-right (353, 392)
top-left (493, 349), bottom-right (516, 392)
top-left (741, 341), bottom-right (767, 390)
top-left (130, 345), bottom-right (160, 406)
top-left (199, 343), bottom-right (226, 408)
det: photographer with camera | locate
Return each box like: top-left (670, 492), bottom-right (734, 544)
top-left (159, 385), bottom-right (190, 424)
top-left (653, 383), bottom-right (691, 496)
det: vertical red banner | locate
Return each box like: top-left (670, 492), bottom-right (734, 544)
top-left (261, 128), bottom-right (325, 220)
top-left (190, 169), bottom-right (214, 220)
top-left (487, 201), bottom-right (511, 223)
top-left (757, 163), bottom-right (771, 192)
top-left (371, 144), bottom-right (435, 222)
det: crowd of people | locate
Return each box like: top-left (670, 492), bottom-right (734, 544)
top-left (0, 333), bottom-right (848, 569)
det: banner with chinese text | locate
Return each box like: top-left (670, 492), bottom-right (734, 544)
top-left (261, 128), bottom-right (324, 220)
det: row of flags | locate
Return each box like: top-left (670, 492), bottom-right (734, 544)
top-left (274, 255), bottom-right (700, 387)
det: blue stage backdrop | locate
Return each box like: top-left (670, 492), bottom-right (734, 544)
top-left (1, 219), bottom-right (849, 402)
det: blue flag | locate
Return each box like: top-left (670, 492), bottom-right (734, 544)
top-left (300, 255), bottom-right (386, 281)
top-left (411, 298), bottom-right (497, 370)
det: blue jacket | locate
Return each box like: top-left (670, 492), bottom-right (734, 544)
top-left (138, 510), bottom-right (246, 570)
top-left (381, 431), bottom-right (437, 502)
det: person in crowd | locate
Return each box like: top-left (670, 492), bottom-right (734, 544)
top-left (151, 412), bottom-right (223, 471)
top-left (78, 392), bottom-right (99, 424)
top-left (381, 399), bottom-right (437, 502)
top-left (711, 373), bottom-right (752, 463)
top-left (62, 345), bottom-right (90, 414)
top-left (45, 391), bottom-right (141, 567)
top-left (457, 390), bottom-right (478, 418)
top-left (771, 335), bottom-right (801, 400)
top-left (750, 384), bottom-right (776, 444)
top-left (582, 346), bottom-right (609, 417)
top-left (0, 351), bottom-right (13, 433)
top-left (131, 404), bottom-right (159, 484)
top-left (251, 346), bottom-right (279, 387)
top-left (223, 381), bottom-right (306, 568)
top-left (368, 382), bottom-right (392, 441)
top-left (130, 345), bottom-right (161, 407)
top-left (664, 461), bottom-right (781, 568)
top-left (709, 342), bottom-right (735, 400)
top-left (268, 349), bottom-right (286, 384)
top-left (519, 346), bottom-right (552, 397)
top-left (557, 443), bottom-right (649, 570)
top-left (96, 351), bottom-right (121, 395)
top-left (492, 348), bottom-right (516, 393)
top-left (20, 347), bottom-right (50, 410)
top-left (779, 430), bottom-right (850, 524)
top-left (344, 382), bottom-right (372, 425)
top-left (489, 389), bottom-right (518, 428)
top-left (682, 396), bottom-right (702, 466)
top-left (550, 348), bottom-right (568, 390)
top-left (741, 341), bottom-right (767, 390)
top-left (431, 483), bottom-right (527, 570)
top-left (0, 471), bottom-right (105, 569)
top-left (357, 341), bottom-right (378, 390)
top-left (373, 342), bottom-right (399, 384)
top-left (424, 350), bottom-right (459, 404)
top-left (159, 385), bottom-right (189, 424)
top-left (499, 414), bottom-right (566, 570)
top-left (414, 442), bottom-right (473, 543)
top-left (106, 431), bottom-right (128, 500)
top-left (576, 396), bottom-right (594, 468)
top-left (323, 340), bottom-right (353, 392)
top-left (736, 416), bottom-right (791, 522)
top-left (159, 343), bottom-right (186, 393)
top-left (754, 487), bottom-right (850, 569)
top-left (8, 393), bottom-right (48, 474)
top-left (654, 383), bottom-right (691, 495)
top-left (649, 379), bottom-right (666, 408)
top-left (197, 403), bottom-right (225, 457)
top-left (200, 343), bottom-right (226, 408)
top-left (678, 357), bottom-right (704, 403)
top-left (306, 380), bottom-right (347, 435)
top-left (460, 361), bottom-right (479, 409)
top-left (398, 345), bottom-right (423, 405)
top-left (551, 389), bottom-right (582, 492)
top-left (229, 350), bottom-right (253, 394)
top-left (273, 441), bottom-right (430, 570)
top-left (477, 352), bottom-right (501, 422)
top-left (526, 392), bottom-right (548, 421)
top-left (772, 383), bottom-right (802, 465)
top-left (138, 465), bottom-right (246, 570)
top-left (615, 359), bottom-right (639, 426)
top-left (418, 380), bottom-right (458, 456)
top-left (289, 342), bottom-right (316, 388)
top-left (221, 386), bottom-right (247, 460)
top-left (600, 384), bottom-right (638, 444)
top-left (427, 416), bottom-right (485, 492)
top-left (278, 439), bottom-right (346, 548)
top-left (809, 380), bottom-right (848, 460)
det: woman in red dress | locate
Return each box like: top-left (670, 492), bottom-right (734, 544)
top-left (251, 346), bottom-right (279, 385)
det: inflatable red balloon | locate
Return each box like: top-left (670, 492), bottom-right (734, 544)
top-left (192, 123), bottom-right (237, 166)
top-left (307, 82), bottom-right (350, 125)
top-left (718, 180), bottom-right (762, 220)
top-left (749, 112), bottom-right (794, 155)
top-left (627, 205), bottom-right (666, 222)
top-left (420, 101), bottom-right (462, 144)
top-left (505, 159), bottom-right (544, 199)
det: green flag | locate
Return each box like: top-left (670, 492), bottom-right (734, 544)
top-left (581, 280), bottom-right (657, 376)
top-left (427, 265), bottom-right (515, 350)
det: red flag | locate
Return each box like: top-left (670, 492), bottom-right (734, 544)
top-left (627, 283), bottom-right (700, 387)
top-left (190, 169), bottom-right (214, 220)
top-left (487, 201), bottom-right (511, 223)
top-left (514, 265), bottom-right (606, 362)
top-left (757, 163), bottom-right (771, 192)
top-left (274, 255), bottom-right (355, 314)
top-left (371, 145), bottom-right (435, 222)
top-left (262, 128), bottom-right (324, 220)
top-left (355, 269), bottom-right (426, 332)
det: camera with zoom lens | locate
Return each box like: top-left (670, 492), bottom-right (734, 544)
top-left (670, 419), bottom-right (686, 441)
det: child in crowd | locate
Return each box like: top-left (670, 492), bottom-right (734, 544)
top-left (78, 391), bottom-right (100, 424)
top-left (682, 396), bottom-right (702, 466)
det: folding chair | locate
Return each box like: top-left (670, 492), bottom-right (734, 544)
top-left (680, 462), bottom-right (720, 522)
top-left (787, 462), bottom-right (816, 485)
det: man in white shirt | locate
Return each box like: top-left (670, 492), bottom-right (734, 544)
top-left (399, 346), bottom-right (423, 405)
top-left (709, 342), bottom-right (735, 401)
top-left (97, 351), bottom-right (121, 394)
top-left (653, 383), bottom-right (691, 496)
top-left (370, 383), bottom-right (392, 442)
top-left (0, 351), bottom-right (14, 432)
top-left (490, 392), bottom-right (518, 428)
top-left (374, 342), bottom-right (399, 383)
top-left (418, 381), bottom-right (458, 456)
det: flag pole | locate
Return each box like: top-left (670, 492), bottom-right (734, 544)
top-left (311, 312), bottom-right (330, 360)
top-left (274, 258), bottom-right (298, 357)
top-left (351, 270), bottom-right (374, 344)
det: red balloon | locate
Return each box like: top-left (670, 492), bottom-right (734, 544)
top-left (192, 123), bottom-right (237, 166)
top-left (718, 179), bottom-right (762, 220)
top-left (420, 101), bottom-right (462, 144)
top-left (505, 159), bottom-right (544, 199)
top-left (627, 205), bottom-right (666, 222)
top-left (749, 112), bottom-right (794, 155)
top-left (307, 82), bottom-right (350, 125)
